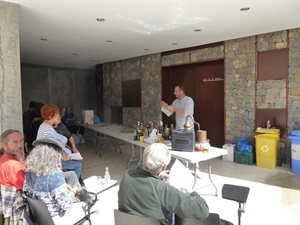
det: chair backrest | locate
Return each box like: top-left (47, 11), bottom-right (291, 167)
top-left (26, 197), bottom-right (55, 225)
top-left (222, 184), bottom-right (250, 204)
top-left (175, 213), bottom-right (221, 225)
top-left (114, 209), bottom-right (160, 225)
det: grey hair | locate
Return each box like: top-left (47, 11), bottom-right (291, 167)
top-left (142, 143), bottom-right (171, 175)
top-left (25, 143), bottom-right (62, 176)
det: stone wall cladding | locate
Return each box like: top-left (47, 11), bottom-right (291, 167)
top-left (257, 30), bottom-right (288, 51)
top-left (256, 80), bottom-right (287, 109)
top-left (103, 54), bottom-right (161, 127)
top-left (110, 61), bottom-right (122, 107)
top-left (103, 63), bottom-right (112, 123)
top-left (191, 46), bottom-right (225, 62)
top-left (224, 36), bottom-right (256, 143)
top-left (288, 28), bottom-right (300, 132)
top-left (102, 28), bottom-right (300, 166)
top-left (123, 107), bottom-right (141, 129)
top-left (256, 30), bottom-right (291, 162)
top-left (141, 54), bottom-right (161, 123)
top-left (161, 51), bottom-right (190, 66)
top-left (122, 57), bottom-right (141, 80)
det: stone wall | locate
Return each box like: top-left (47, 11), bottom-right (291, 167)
top-left (102, 28), bottom-right (299, 162)
top-left (103, 54), bottom-right (161, 130)
top-left (288, 29), bottom-right (300, 131)
top-left (224, 36), bottom-right (256, 143)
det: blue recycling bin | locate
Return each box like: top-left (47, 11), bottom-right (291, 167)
top-left (288, 130), bottom-right (300, 174)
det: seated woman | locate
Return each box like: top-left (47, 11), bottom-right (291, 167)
top-left (23, 138), bottom-right (88, 225)
top-left (37, 104), bottom-right (83, 179)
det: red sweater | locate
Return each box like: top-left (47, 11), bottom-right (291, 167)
top-left (0, 156), bottom-right (25, 190)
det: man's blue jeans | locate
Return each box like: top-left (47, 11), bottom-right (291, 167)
top-left (61, 160), bottom-right (82, 179)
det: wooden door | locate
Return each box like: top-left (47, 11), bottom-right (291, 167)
top-left (162, 60), bottom-right (224, 147)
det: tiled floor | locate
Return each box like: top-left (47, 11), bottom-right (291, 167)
top-left (79, 140), bottom-right (300, 225)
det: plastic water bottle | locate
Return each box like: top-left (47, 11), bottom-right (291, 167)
top-left (104, 167), bottom-right (111, 183)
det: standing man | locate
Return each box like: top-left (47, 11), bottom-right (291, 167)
top-left (164, 85), bottom-right (194, 130)
top-left (161, 85), bottom-right (201, 178)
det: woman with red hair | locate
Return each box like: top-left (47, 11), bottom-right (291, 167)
top-left (36, 104), bottom-right (82, 179)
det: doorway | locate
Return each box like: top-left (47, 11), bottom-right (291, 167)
top-left (162, 59), bottom-right (224, 147)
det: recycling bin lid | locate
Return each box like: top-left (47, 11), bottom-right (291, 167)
top-left (290, 130), bottom-right (300, 136)
top-left (255, 128), bottom-right (280, 134)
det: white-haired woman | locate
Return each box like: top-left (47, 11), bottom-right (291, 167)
top-left (118, 143), bottom-right (209, 225)
top-left (23, 140), bottom-right (87, 225)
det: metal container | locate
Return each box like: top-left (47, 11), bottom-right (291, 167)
top-left (171, 129), bottom-right (195, 152)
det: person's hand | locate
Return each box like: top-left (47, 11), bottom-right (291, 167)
top-left (62, 152), bottom-right (71, 161)
top-left (166, 105), bottom-right (174, 111)
top-left (160, 101), bottom-right (168, 108)
top-left (159, 170), bottom-right (170, 181)
top-left (72, 146), bottom-right (79, 153)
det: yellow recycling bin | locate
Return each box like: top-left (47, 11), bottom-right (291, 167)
top-left (254, 128), bottom-right (280, 169)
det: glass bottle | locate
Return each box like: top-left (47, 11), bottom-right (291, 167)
top-left (170, 124), bottom-right (175, 140)
top-left (104, 167), bottom-right (111, 183)
top-left (164, 124), bottom-right (170, 140)
top-left (136, 121), bottom-right (141, 141)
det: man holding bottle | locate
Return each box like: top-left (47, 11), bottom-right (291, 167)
top-left (160, 85), bottom-right (202, 179)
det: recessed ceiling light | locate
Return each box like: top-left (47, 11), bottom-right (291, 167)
top-left (96, 18), bottom-right (105, 22)
top-left (194, 29), bottom-right (202, 32)
top-left (72, 53), bottom-right (78, 56)
top-left (171, 43), bottom-right (178, 45)
top-left (106, 40), bottom-right (113, 43)
top-left (240, 7), bottom-right (250, 11)
top-left (40, 38), bottom-right (47, 41)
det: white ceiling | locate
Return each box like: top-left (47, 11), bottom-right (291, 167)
top-left (5, 0), bottom-right (300, 70)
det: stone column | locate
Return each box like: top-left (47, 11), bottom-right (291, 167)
top-left (0, 2), bottom-right (22, 133)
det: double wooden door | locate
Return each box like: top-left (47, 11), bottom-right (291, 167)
top-left (162, 60), bottom-right (224, 147)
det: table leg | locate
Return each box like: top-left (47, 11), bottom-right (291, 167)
top-left (126, 144), bottom-right (135, 169)
top-left (192, 163), bottom-right (197, 189)
top-left (136, 147), bottom-right (143, 169)
top-left (110, 138), bottom-right (122, 154)
top-left (207, 160), bottom-right (217, 196)
top-left (97, 134), bottom-right (107, 157)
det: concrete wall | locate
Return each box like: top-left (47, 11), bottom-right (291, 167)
top-left (0, 1), bottom-right (22, 133)
top-left (21, 64), bottom-right (97, 121)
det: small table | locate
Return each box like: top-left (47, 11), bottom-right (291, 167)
top-left (84, 176), bottom-right (118, 194)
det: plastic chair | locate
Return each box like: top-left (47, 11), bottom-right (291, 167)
top-left (222, 184), bottom-right (250, 225)
top-left (26, 193), bottom-right (97, 225)
top-left (114, 209), bottom-right (160, 225)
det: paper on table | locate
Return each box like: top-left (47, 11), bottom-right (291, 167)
top-left (70, 152), bottom-right (83, 160)
top-left (161, 107), bottom-right (172, 117)
top-left (166, 159), bottom-right (194, 191)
